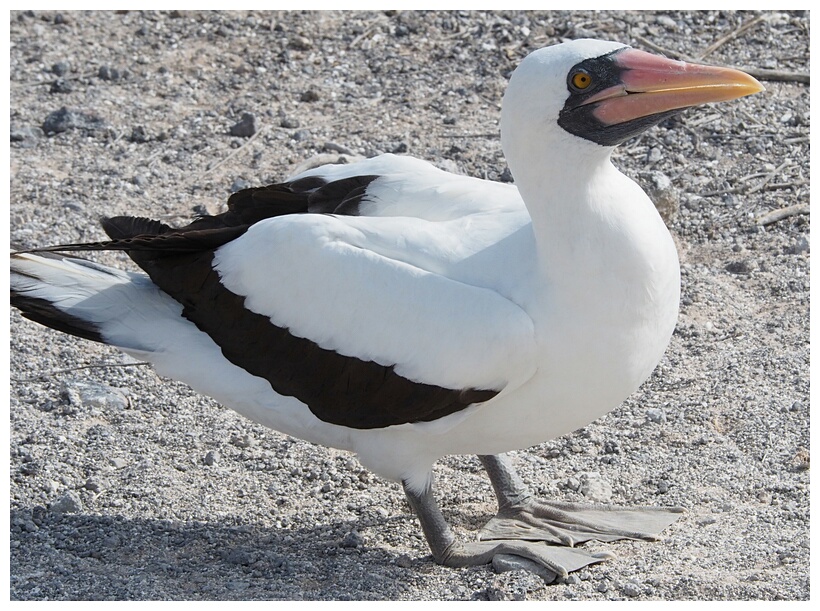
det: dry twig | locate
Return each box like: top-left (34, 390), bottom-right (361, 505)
top-left (200, 124), bottom-right (268, 177)
top-left (697, 15), bottom-right (766, 60)
top-left (756, 203), bottom-right (810, 226)
top-left (699, 160), bottom-right (797, 197)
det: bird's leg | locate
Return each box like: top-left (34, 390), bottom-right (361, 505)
top-left (478, 453), bottom-right (683, 547)
top-left (402, 478), bottom-right (612, 581)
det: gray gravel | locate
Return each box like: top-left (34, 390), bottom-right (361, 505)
top-left (8, 10), bottom-right (809, 601)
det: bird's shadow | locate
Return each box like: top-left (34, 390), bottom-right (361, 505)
top-left (9, 505), bottom-right (472, 601)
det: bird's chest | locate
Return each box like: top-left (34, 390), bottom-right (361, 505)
top-left (532, 242), bottom-right (680, 428)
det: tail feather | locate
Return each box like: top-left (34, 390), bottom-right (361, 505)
top-left (11, 292), bottom-right (105, 343)
top-left (10, 251), bottom-right (181, 352)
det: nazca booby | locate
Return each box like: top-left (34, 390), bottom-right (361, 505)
top-left (11, 39), bottom-right (763, 578)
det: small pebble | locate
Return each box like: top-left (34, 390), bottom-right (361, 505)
top-left (647, 408), bottom-right (667, 423)
top-left (726, 260), bottom-right (754, 274)
top-left (128, 126), bottom-right (150, 143)
top-left (230, 177), bottom-right (253, 192)
top-left (110, 457), bottom-right (128, 469)
top-left (49, 78), bottom-right (73, 94)
top-left (579, 472), bottom-right (613, 503)
top-left (341, 530), bottom-right (364, 548)
top-left (230, 112), bottom-right (257, 138)
top-left (280, 116), bottom-right (300, 128)
top-left (49, 491), bottom-right (82, 514)
top-left (656, 15), bottom-right (677, 29)
top-left (10, 125), bottom-right (44, 144)
top-left (98, 65), bottom-right (121, 81)
top-left (289, 35), bottom-right (313, 50)
top-left (231, 434), bottom-right (254, 448)
top-left (300, 89), bottom-right (320, 103)
top-left (84, 479), bottom-right (101, 493)
top-left (42, 106), bottom-right (106, 135)
top-left (51, 62), bottom-right (70, 76)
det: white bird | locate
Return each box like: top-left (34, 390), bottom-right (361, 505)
top-left (11, 39), bottom-right (762, 579)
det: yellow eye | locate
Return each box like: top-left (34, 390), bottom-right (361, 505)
top-left (571, 71), bottom-right (592, 90)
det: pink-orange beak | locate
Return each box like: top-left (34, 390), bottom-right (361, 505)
top-left (588, 49), bottom-right (764, 125)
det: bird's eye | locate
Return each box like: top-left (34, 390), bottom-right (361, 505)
top-left (570, 71), bottom-right (592, 91)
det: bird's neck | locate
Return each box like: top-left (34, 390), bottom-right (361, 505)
top-left (509, 140), bottom-right (679, 327)
top-left (509, 142), bottom-right (623, 272)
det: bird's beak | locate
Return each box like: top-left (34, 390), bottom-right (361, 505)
top-left (587, 48), bottom-right (764, 125)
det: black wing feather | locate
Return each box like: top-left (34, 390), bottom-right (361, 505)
top-left (12, 170), bottom-right (499, 429)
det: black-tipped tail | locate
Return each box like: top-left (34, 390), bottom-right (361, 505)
top-left (10, 292), bottom-right (105, 343)
top-left (10, 251), bottom-right (126, 345)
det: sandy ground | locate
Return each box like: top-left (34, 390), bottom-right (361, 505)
top-left (8, 10), bottom-right (809, 600)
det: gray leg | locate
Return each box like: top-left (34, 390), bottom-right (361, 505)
top-left (478, 453), bottom-right (683, 547)
top-left (402, 477), bottom-right (612, 580)
top-left (480, 453), bottom-right (532, 508)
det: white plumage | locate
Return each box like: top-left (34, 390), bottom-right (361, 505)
top-left (10, 39), bottom-right (763, 578)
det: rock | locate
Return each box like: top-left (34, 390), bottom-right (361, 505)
top-left (66, 381), bottom-right (129, 411)
top-left (42, 106), bottom-right (107, 135)
top-left (128, 125), bottom-right (150, 143)
top-left (11, 125), bottom-right (44, 145)
top-left (640, 170), bottom-right (678, 223)
top-left (647, 408), bottom-right (667, 423)
top-left (300, 89), bottom-right (320, 103)
top-left (656, 15), bottom-right (678, 29)
top-left (230, 177), bottom-right (253, 193)
top-left (786, 237), bottom-right (809, 255)
top-left (49, 78), bottom-right (73, 94)
top-left (726, 260), bottom-right (755, 274)
top-left (49, 491), bottom-right (82, 514)
top-left (231, 434), bottom-right (254, 448)
top-left (230, 112), bottom-right (257, 137)
top-left (98, 65), bottom-right (122, 81)
top-left (340, 530), bottom-right (364, 548)
top-left (579, 472), bottom-right (613, 503)
top-left (51, 62), bottom-right (70, 76)
top-left (288, 35), bottom-right (313, 50)
top-left (221, 547), bottom-right (258, 565)
top-left (84, 479), bottom-right (102, 493)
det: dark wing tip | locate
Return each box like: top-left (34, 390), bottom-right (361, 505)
top-left (102, 216), bottom-right (174, 240)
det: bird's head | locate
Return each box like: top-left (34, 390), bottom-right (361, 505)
top-left (501, 39), bottom-right (764, 170)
